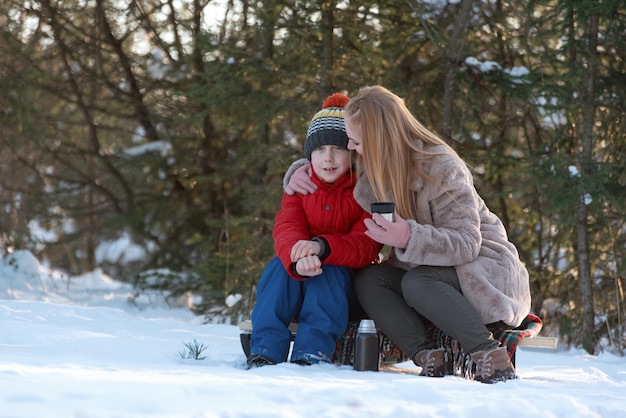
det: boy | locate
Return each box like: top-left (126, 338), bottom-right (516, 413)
top-left (247, 94), bottom-right (382, 367)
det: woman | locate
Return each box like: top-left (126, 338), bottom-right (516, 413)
top-left (284, 85), bottom-right (531, 383)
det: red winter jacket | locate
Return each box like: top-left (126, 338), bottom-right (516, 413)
top-left (273, 168), bottom-right (382, 280)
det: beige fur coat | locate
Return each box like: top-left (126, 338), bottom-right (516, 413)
top-left (285, 146), bottom-right (531, 327)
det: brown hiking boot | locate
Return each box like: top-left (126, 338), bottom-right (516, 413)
top-left (413, 348), bottom-right (454, 377)
top-left (464, 346), bottom-right (517, 384)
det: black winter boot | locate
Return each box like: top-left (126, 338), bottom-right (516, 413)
top-left (247, 354), bottom-right (277, 369)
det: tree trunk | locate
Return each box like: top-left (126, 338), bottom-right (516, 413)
top-left (578, 11), bottom-right (599, 355)
top-left (441, 0), bottom-right (474, 142)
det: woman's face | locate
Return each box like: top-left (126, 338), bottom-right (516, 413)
top-left (345, 117), bottom-right (363, 156)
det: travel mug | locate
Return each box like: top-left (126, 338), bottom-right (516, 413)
top-left (371, 202), bottom-right (394, 223)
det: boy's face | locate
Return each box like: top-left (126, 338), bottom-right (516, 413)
top-left (310, 145), bottom-right (350, 183)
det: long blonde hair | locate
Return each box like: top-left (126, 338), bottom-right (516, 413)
top-left (345, 85), bottom-right (454, 218)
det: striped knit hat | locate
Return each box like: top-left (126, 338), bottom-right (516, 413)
top-left (304, 93), bottom-right (351, 161)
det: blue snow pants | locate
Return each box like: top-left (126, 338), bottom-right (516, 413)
top-left (250, 256), bottom-right (352, 364)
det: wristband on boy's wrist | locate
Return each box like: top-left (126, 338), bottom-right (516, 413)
top-left (291, 262), bottom-right (307, 278)
top-left (311, 237), bottom-right (330, 260)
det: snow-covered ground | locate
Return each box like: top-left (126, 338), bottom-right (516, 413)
top-left (1, 250), bottom-right (625, 417)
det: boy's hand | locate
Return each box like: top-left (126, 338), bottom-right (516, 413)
top-left (364, 211), bottom-right (410, 249)
top-left (295, 255), bottom-right (323, 277)
top-left (290, 240), bottom-right (321, 262)
top-left (285, 164), bottom-right (317, 195)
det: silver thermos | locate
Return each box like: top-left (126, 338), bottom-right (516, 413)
top-left (353, 319), bottom-right (379, 371)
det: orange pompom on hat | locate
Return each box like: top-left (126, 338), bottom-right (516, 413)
top-left (304, 93), bottom-right (351, 161)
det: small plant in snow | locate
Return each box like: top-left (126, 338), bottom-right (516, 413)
top-left (179, 339), bottom-right (208, 360)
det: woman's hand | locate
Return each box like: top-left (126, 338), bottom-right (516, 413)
top-left (285, 164), bottom-right (317, 195)
top-left (364, 210), bottom-right (410, 249)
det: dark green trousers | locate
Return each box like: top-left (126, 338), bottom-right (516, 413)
top-left (353, 263), bottom-right (498, 360)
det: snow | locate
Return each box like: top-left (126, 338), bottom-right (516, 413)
top-left (1, 250), bottom-right (625, 417)
top-left (95, 232), bottom-right (152, 265)
top-left (122, 140), bottom-right (173, 157)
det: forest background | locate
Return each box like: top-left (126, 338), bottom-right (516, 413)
top-left (0, 0), bottom-right (624, 356)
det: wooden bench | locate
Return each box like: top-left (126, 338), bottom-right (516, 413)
top-left (239, 313), bottom-right (557, 367)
